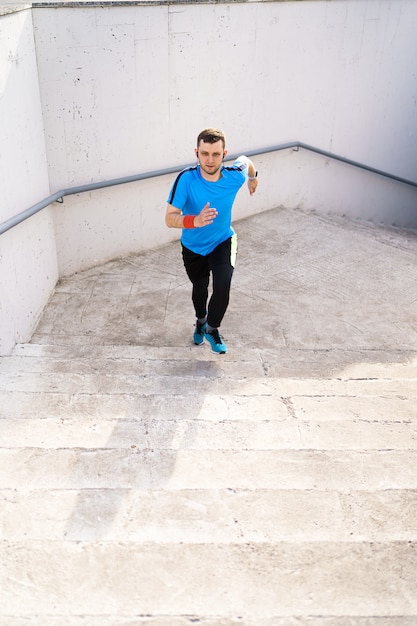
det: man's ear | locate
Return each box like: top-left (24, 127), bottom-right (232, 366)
top-left (223, 149), bottom-right (228, 159)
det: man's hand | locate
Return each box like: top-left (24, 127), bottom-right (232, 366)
top-left (194, 202), bottom-right (218, 227)
top-left (248, 178), bottom-right (258, 196)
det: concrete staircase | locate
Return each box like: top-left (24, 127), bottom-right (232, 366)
top-left (1, 207), bottom-right (417, 625)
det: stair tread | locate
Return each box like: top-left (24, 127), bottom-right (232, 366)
top-left (1, 541), bottom-right (416, 616)
top-left (0, 618), bottom-right (415, 626)
top-left (1, 416), bottom-right (417, 449)
top-left (1, 390), bottom-right (415, 420)
top-left (0, 371), bottom-right (415, 397)
top-left (1, 488), bottom-right (416, 542)
top-left (1, 448), bottom-right (416, 490)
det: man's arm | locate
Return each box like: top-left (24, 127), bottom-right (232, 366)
top-left (165, 202), bottom-right (218, 229)
top-left (246, 158), bottom-right (258, 196)
top-left (165, 204), bottom-right (184, 228)
top-left (234, 155), bottom-right (258, 196)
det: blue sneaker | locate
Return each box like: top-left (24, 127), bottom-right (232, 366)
top-left (204, 328), bottom-right (227, 354)
top-left (193, 320), bottom-right (207, 345)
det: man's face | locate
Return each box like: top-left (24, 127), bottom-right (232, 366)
top-left (195, 140), bottom-right (227, 179)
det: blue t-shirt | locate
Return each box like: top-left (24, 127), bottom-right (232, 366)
top-left (167, 156), bottom-right (249, 256)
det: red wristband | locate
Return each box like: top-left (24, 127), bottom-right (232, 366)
top-left (183, 215), bottom-right (196, 229)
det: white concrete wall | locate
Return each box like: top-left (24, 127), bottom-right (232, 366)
top-left (0, 8), bottom-right (58, 356)
top-left (31, 0), bottom-right (417, 278)
top-left (1, 0), bottom-right (416, 353)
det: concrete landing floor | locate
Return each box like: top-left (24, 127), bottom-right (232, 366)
top-left (32, 206), bottom-right (417, 373)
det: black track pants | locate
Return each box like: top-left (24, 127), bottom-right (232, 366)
top-left (181, 234), bottom-right (238, 329)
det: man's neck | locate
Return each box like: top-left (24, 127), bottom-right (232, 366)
top-left (199, 166), bottom-right (222, 182)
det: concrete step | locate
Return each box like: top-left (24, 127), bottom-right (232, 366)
top-left (1, 388), bottom-right (416, 423)
top-left (0, 366), bottom-right (415, 396)
top-left (1, 389), bottom-right (416, 423)
top-left (1, 448), bottom-right (417, 490)
top-left (1, 488), bottom-right (416, 542)
top-left (7, 342), bottom-right (417, 378)
top-left (2, 415), bottom-right (417, 449)
top-left (1, 619), bottom-right (416, 626)
top-left (1, 541), bottom-right (416, 617)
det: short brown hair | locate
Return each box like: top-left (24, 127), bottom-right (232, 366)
top-left (197, 128), bottom-right (226, 149)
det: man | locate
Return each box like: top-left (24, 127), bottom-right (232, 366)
top-left (165, 128), bottom-right (258, 354)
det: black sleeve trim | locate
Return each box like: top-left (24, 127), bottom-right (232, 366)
top-left (168, 167), bottom-right (197, 205)
top-left (223, 163), bottom-right (247, 172)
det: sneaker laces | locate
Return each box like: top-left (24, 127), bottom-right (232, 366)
top-left (208, 328), bottom-right (222, 344)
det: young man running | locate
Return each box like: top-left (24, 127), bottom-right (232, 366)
top-left (165, 128), bottom-right (258, 353)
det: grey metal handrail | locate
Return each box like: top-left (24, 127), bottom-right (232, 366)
top-left (1, 141), bottom-right (416, 236)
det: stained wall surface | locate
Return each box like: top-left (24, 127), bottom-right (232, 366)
top-left (0, 7), bottom-right (58, 355)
